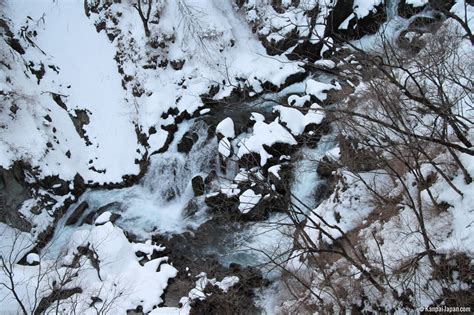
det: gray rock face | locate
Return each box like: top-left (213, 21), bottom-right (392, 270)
top-left (0, 166), bottom-right (32, 232)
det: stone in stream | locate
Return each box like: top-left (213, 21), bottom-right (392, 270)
top-left (177, 131), bottom-right (199, 153)
top-left (65, 201), bottom-right (89, 226)
top-left (191, 175), bottom-right (206, 196)
top-left (81, 201), bottom-right (121, 225)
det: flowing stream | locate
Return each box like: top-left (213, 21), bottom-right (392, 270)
top-left (47, 83), bottom-right (337, 312)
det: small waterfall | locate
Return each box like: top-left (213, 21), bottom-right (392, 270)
top-left (143, 120), bottom-right (217, 203)
top-left (77, 119), bottom-right (218, 237)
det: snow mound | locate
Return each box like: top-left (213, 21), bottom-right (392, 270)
top-left (305, 79), bottom-right (341, 101)
top-left (216, 117), bottom-right (236, 139)
top-left (274, 103), bottom-right (325, 136)
top-left (237, 120), bottom-right (297, 166)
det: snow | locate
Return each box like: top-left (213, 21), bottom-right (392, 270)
top-left (353, 0), bottom-right (383, 18)
top-left (216, 117), bottom-right (236, 139)
top-left (215, 276), bottom-right (239, 292)
top-left (305, 170), bottom-right (385, 242)
top-left (326, 147), bottom-right (341, 160)
top-left (268, 165), bottom-right (282, 180)
top-left (287, 94), bottom-right (311, 107)
top-left (2, 0), bottom-right (141, 183)
top-left (0, 220), bottom-right (177, 314)
top-left (238, 189), bottom-right (262, 214)
top-left (66, 222), bottom-right (178, 312)
top-left (2, 0), bottom-right (472, 314)
top-left (94, 211), bottom-right (112, 225)
top-left (435, 153), bottom-right (474, 254)
top-left (339, 13), bottom-right (355, 30)
top-left (250, 112), bottom-right (265, 122)
top-left (218, 137), bottom-right (232, 157)
top-left (314, 59), bottom-right (337, 69)
top-left (274, 103), bottom-right (325, 136)
top-left (78, 127), bottom-right (215, 237)
top-left (305, 79), bottom-right (341, 101)
top-left (221, 183), bottom-right (241, 197)
top-left (406, 0), bottom-right (429, 7)
top-left (26, 253), bottom-right (40, 265)
top-left (237, 119), bottom-right (297, 166)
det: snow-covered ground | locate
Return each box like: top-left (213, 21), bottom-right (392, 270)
top-left (1, 0), bottom-right (473, 313)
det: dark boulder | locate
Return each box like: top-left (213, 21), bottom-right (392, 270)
top-left (73, 173), bottom-right (87, 196)
top-left (65, 201), bottom-right (89, 226)
top-left (177, 131), bottom-right (199, 153)
top-left (81, 202), bottom-right (121, 225)
top-left (191, 175), bottom-right (206, 196)
top-left (398, 0), bottom-right (427, 18)
top-left (205, 192), bottom-right (239, 214)
top-left (317, 156), bottom-right (338, 178)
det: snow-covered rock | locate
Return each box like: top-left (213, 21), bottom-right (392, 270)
top-left (237, 119), bottom-right (297, 166)
top-left (216, 117), bottom-right (236, 139)
top-left (238, 189), bottom-right (262, 214)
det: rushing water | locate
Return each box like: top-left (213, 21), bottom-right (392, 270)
top-left (46, 87), bottom-right (337, 313)
top-left (79, 120), bottom-right (216, 237)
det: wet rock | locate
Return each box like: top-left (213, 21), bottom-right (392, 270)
top-left (0, 166), bottom-right (32, 232)
top-left (51, 93), bottom-right (68, 110)
top-left (398, 0), bottom-right (427, 18)
top-left (268, 164), bottom-right (292, 195)
top-left (73, 173), bottom-right (87, 196)
top-left (263, 142), bottom-right (295, 158)
top-left (330, 2), bottom-right (387, 41)
top-left (317, 156), bottom-right (338, 178)
top-left (126, 306), bottom-right (143, 315)
top-left (152, 219), bottom-right (268, 311)
top-left (183, 199), bottom-right (200, 217)
top-left (407, 14), bottom-right (443, 33)
top-left (189, 281), bottom-right (262, 314)
top-left (205, 192), bottom-right (239, 214)
top-left (28, 61), bottom-right (45, 84)
top-left (177, 131), bottom-right (199, 153)
top-left (191, 175), bottom-right (206, 197)
top-left (238, 153), bottom-right (261, 169)
top-left (241, 195), bottom-right (287, 222)
top-left (38, 175), bottom-right (70, 196)
top-left (65, 201), bottom-right (89, 226)
top-left (0, 19), bottom-right (25, 55)
top-left (397, 30), bottom-right (426, 53)
top-left (81, 202), bottom-right (121, 225)
top-left (204, 170), bottom-right (218, 185)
